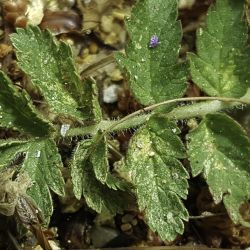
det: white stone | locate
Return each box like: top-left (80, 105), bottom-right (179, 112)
top-left (103, 85), bottom-right (121, 104)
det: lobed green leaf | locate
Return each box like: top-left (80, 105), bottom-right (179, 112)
top-left (0, 71), bottom-right (53, 136)
top-left (116, 0), bottom-right (187, 105)
top-left (121, 116), bottom-right (189, 241)
top-left (188, 0), bottom-right (250, 97)
top-left (10, 26), bottom-right (86, 120)
top-left (188, 113), bottom-right (250, 226)
top-left (71, 139), bottom-right (130, 214)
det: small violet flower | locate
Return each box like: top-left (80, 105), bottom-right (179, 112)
top-left (149, 35), bottom-right (159, 48)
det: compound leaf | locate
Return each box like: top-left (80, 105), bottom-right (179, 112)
top-left (116, 0), bottom-right (187, 105)
top-left (0, 71), bottom-right (53, 136)
top-left (188, 113), bottom-right (250, 226)
top-left (11, 26), bottom-right (86, 120)
top-left (188, 0), bottom-right (250, 97)
top-left (122, 116), bottom-right (189, 241)
top-left (0, 138), bottom-right (65, 223)
top-left (71, 139), bottom-right (129, 214)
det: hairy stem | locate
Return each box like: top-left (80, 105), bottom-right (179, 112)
top-left (66, 96), bottom-right (250, 137)
top-left (106, 96), bottom-right (250, 133)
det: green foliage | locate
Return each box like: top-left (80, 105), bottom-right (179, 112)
top-left (0, 72), bottom-right (53, 136)
top-left (0, 0), bottom-right (249, 244)
top-left (115, 0), bottom-right (187, 105)
top-left (81, 78), bottom-right (102, 122)
top-left (91, 133), bottom-right (129, 190)
top-left (188, 113), bottom-right (250, 226)
top-left (0, 62), bottom-right (67, 223)
top-left (91, 134), bottom-right (110, 185)
top-left (121, 116), bottom-right (189, 240)
top-left (70, 138), bottom-right (130, 214)
top-left (0, 26), bottom-right (102, 224)
top-left (188, 0), bottom-right (250, 97)
top-left (0, 138), bottom-right (65, 223)
top-left (10, 26), bottom-right (86, 120)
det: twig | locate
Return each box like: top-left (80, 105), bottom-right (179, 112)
top-left (80, 54), bottom-right (115, 78)
top-left (108, 141), bottom-right (123, 160)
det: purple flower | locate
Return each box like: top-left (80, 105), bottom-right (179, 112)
top-left (149, 35), bottom-right (159, 48)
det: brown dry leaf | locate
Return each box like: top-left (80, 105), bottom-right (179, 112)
top-left (0, 169), bottom-right (31, 216)
top-left (40, 10), bottom-right (81, 35)
top-left (0, 44), bottom-right (12, 58)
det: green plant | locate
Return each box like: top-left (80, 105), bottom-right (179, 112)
top-left (0, 0), bottom-right (250, 242)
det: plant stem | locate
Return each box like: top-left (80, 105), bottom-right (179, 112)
top-left (66, 96), bottom-right (250, 137)
top-left (108, 141), bottom-right (124, 160)
top-left (106, 96), bottom-right (250, 134)
top-left (189, 212), bottom-right (226, 219)
top-left (66, 115), bottom-right (150, 137)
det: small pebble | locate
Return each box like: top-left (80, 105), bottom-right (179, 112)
top-left (89, 42), bottom-right (98, 54)
top-left (110, 69), bottom-right (123, 81)
top-left (84, 0), bottom-right (92, 4)
top-left (101, 15), bottom-right (114, 33)
top-left (91, 226), bottom-right (119, 248)
top-left (131, 219), bottom-right (138, 226)
top-left (103, 84), bottom-right (121, 103)
top-left (178, 0), bottom-right (195, 9)
top-left (121, 223), bottom-right (132, 232)
top-left (121, 214), bottom-right (135, 223)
